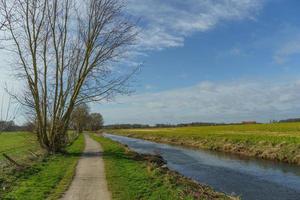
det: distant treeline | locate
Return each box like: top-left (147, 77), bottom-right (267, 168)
top-left (278, 118), bottom-right (300, 123)
top-left (104, 122), bottom-right (229, 129)
top-left (3, 117), bottom-right (300, 132)
top-left (105, 118), bottom-right (300, 129)
top-left (104, 124), bottom-right (152, 129)
top-left (0, 121), bottom-right (30, 132)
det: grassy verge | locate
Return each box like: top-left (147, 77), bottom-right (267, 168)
top-left (1, 134), bottom-right (84, 200)
top-left (0, 132), bottom-right (42, 162)
top-left (107, 123), bottom-right (300, 165)
top-left (1, 132), bottom-right (45, 194)
top-left (92, 134), bottom-right (233, 200)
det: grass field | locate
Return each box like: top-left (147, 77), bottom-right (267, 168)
top-left (92, 134), bottom-right (233, 200)
top-left (108, 122), bottom-right (300, 165)
top-left (0, 132), bottom-right (84, 200)
top-left (0, 132), bottom-right (42, 163)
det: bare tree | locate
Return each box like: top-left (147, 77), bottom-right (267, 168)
top-left (0, 0), bottom-right (137, 152)
top-left (87, 112), bottom-right (104, 131)
top-left (70, 103), bottom-right (90, 134)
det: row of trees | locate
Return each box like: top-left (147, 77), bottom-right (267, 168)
top-left (0, 120), bottom-right (16, 131)
top-left (104, 122), bottom-right (261, 129)
top-left (71, 104), bottom-right (104, 133)
top-left (104, 124), bottom-right (151, 129)
top-left (0, 120), bottom-right (37, 132)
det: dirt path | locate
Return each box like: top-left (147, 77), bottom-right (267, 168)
top-left (61, 134), bottom-right (111, 200)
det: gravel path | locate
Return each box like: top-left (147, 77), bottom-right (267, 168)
top-left (61, 134), bottom-right (111, 200)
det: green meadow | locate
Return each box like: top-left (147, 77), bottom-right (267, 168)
top-left (109, 122), bottom-right (300, 165)
top-left (0, 132), bottom-right (41, 162)
top-left (0, 132), bottom-right (84, 200)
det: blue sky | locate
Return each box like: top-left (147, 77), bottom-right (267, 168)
top-left (133, 0), bottom-right (300, 91)
top-left (93, 0), bottom-right (300, 125)
top-left (1, 0), bottom-right (300, 125)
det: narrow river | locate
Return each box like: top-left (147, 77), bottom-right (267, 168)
top-left (104, 133), bottom-right (300, 200)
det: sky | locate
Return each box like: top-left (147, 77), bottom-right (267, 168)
top-left (1, 0), bottom-right (300, 125)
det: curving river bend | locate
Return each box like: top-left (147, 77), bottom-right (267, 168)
top-left (104, 133), bottom-right (300, 200)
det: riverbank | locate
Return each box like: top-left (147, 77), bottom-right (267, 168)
top-left (106, 123), bottom-right (300, 165)
top-left (92, 134), bottom-right (235, 200)
top-left (1, 134), bottom-right (84, 200)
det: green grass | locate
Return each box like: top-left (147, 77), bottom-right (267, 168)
top-left (1, 134), bottom-right (84, 200)
top-left (0, 131), bottom-right (78, 163)
top-left (92, 134), bottom-right (231, 200)
top-left (108, 122), bottom-right (300, 165)
top-left (0, 132), bottom-right (41, 162)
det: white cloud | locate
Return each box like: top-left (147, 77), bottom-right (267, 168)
top-left (97, 80), bottom-right (300, 124)
top-left (126, 0), bottom-right (265, 51)
top-left (145, 84), bottom-right (155, 90)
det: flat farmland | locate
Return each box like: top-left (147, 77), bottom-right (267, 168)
top-left (109, 123), bottom-right (300, 165)
top-left (0, 132), bottom-right (41, 163)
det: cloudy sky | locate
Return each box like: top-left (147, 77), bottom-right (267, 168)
top-left (1, 0), bottom-right (300, 125)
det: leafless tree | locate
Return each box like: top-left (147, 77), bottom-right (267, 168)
top-left (70, 103), bottom-right (90, 134)
top-left (87, 112), bottom-right (104, 131)
top-left (0, 0), bottom-right (137, 152)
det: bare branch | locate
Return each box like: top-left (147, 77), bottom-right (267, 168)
top-left (0, 0), bottom-right (138, 152)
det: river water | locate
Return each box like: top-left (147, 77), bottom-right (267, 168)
top-left (104, 133), bottom-right (300, 200)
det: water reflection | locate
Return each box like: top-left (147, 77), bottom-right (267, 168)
top-left (104, 133), bottom-right (300, 200)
